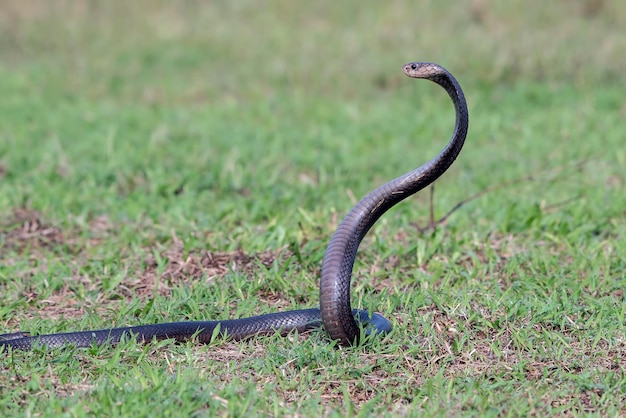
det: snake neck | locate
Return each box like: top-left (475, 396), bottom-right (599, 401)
top-left (319, 66), bottom-right (469, 346)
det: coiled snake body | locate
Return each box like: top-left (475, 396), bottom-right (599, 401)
top-left (1, 62), bottom-right (468, 352)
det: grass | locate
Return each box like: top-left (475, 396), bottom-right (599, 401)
top-left (1, 1), bottom-right (625, 416)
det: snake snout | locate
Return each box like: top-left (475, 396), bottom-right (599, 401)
top-left (402, 62), bottom-right (423, 78)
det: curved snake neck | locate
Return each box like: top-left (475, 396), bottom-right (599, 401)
top-left (0, 62), bottom-right (468, 352)
top-left (319, 62), bottom-right (469, 345)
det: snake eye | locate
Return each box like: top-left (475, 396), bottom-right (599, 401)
top-left (411, 63), bottom-right (417, 70)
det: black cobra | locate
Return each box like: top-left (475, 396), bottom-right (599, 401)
top-left (0, 62), bottom-right (468, 351)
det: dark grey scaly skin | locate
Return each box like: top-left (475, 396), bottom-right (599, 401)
top-left (0, 309), bottom-right (388, 351)
top-left (1, 62), bottom-right (468, 352)
top-left (1, 310), bottom-right (323, 351)
top-left (320, 62), bottom-right (469, 345)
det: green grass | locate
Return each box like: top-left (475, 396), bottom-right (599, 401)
top-left (1, 1), bottom-right (625, 416)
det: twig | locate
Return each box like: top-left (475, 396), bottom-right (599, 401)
top-left (412, 158), bottom-right (591, 234)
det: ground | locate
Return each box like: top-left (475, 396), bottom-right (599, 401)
top-left (0, 1), bottom-right (625, 416)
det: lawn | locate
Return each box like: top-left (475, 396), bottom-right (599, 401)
top-left (1, 1), bottom-right (625, 416)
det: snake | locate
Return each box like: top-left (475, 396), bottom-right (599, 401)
top-left (0, 62), bottom-right (468, 352)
